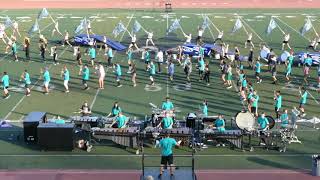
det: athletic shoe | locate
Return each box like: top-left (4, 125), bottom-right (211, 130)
top-left (65, 90), bottom-right (70, 93)
top-left (4, 94), bottom-right (10, 99)
top-left (117, 85), bottom-right (123, 87)
top-left (216, 144), bottom-right (221, 147)
top-left (227, 86), bottom-right (232, 89)
top-left (26, 94), bottom-right (31, 97)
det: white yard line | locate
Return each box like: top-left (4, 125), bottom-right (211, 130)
top-left (240, 17), bottom-right (264, 42)
top-left (4, 47), bottom-right (69, 120)
top-left (307, 90), bottom-right (320, 105)
top-left (89, 13), bottom-right (135, 109)
top-left (275, 17), bottom-right (309, 41)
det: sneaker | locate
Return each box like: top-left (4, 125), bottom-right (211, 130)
top-left (216, 144), bottom-right (221, 147)
top-left (222, 144), bottom-right (226, 147)
top-left (65, 90), bottom-right (70, 93)
top-left (126, 71), bottom-right (131, 74)
top-left (260, 142), bottom-right (266, 146)
top-left (44, 92), bottom-right (49, 95)
top-left (227, 86), bottom-right (232, 89)
top-left (4, 94), bottom-right (10, 99)
top-left (117, 84), bottom-right (123, 87)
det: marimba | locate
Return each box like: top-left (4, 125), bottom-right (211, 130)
top-left (200, 129), bottom-right (243, 149)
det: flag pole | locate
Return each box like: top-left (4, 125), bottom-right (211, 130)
top-left (274, 17), bottom-right (285, 34)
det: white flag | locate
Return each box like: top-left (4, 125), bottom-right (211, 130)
top-left (232, 18), bottom-right (243, 33)
top-left (267, 18), bottom-right (278, 35)
top-left (301, 18), bottom-right (313, 36)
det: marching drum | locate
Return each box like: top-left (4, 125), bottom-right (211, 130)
top-left (235, 111), bottom-right (256, 132)
top-left (280, 51), bottom-right (290, 63)
top-left (260, 47), bottom-right (270, 59)
top-left (266, 116), bottom-right (275, 129)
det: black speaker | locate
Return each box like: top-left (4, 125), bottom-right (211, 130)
top-left (23, 112), bottom-right (47, 142)
top-left (37, 123), bottom-right (75, 151)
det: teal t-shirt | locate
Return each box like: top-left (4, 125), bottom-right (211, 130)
top-left (12, 42), bottom-right (17, 53)
top-left (64, 69), bottom-right (70, 81)
top-left (280, 113), bottom-right (289, 127)
top-left (255, 62), bottom-right (261, 73)
top-left (144, 51), bottom-right (150, 62)
top-left (159, 137), bottom-right (177, 156)
top-left (107, 49), bottom-right (113, 58)
top-left (89, 48), bottom-right (96, 59)
top-left (1, 75), bottom-right (9, 87)
top-left (258, 117), bottom-right (269, 129)
top-left (24, 73), bottom-right (31, 85)
top-left (242, 79), bottom-right (247, 88)
top-left (43, 71), bottom-right (50, 82)
top-left (275, 95), bottom-right (282, 108)
top-left (162, 101), bottom-right (174, 110)
top-left (82, 68), bottom-right (90, 80)
top-left (149, 64), bottom-right (156, 75)
top-left (198, 59), bottom-right (205, 71)
top-left (112, 107), bottom-right (121, 116)
top-left (127, 51), bottom-right (132, 60)
top-left (288, 56), bottom-right (294, 66)
top-left (304, 57), bottom-right (313, 66)
top-left (300, 91), bottom-right (308, 104)
top-left (116, 115), bottom-right (127, 128)
top-left (215, 118), bottom-right (225, 128)
top-left (239, 73), bottom-right (244, 82)
top-left (202, 105), bottom-right (208, 117)
top-left (251, 95), bottom-right (259, 108)
top-left (116, 65), bottom-right (122, 76)
top-left (162, 117), bottom-right (173, 129)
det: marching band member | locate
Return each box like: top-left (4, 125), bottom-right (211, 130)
top-left (183, 55), bottom-right (192, 84)
top-left (145, 31), bottom-right (155, 46)
top-left (52, 45), bottom-right (58, 65)
top-left (214, 31), bottom-right (224, 44)
top-left (148, 61), bottom-right (156, 86)
top-left (24, 37), bottom-right (31, 60)
top-left (1, 72), bottom-right (10, 99)
top-left (245, 32), bottom-right (254, 48)
top-left (0, 24), bottom-right (7, 45)
top-left (12, 21), bottom-right (21, 37)
top-left (196, 26), bottom-right (204, 45)
top-left (156, 50), bottom-right (164, 73)
top-left (226, 64), bottom-right (232, 89)
top-left (110, 112), bottom-right (128, 128)
top-left (203, 61), bottom-right (210, 86)
top-left (62, 65), bottom-right (70, 93)
top-left (214, 114), bottom-right (226, 147)
top-left (88, 46), bottom-right (96, 67)
top-left (131, 63), bottom-right (137, 87)
top-left (303, 54), bottom-right (313, 85)
top-left (285, 51), bottom-right (294, 82)
top-left (127, 47), bottom-right (133, 73)
top-left (106, 45), bottom-right (113, 67)
top-left (80, 101), bottom-right (91, 116)
top-left (183, 32), bottom-right (192, 44)
top-left (42, 67), bottom-right (51, 95)
top-left (144, 48), bottom-right (151, 70)
top-left (157, 112), bottom-right (173, 129)
top-left (97, 63), bottom-right (105, 89)
top-left (11, 38), bottom-right (18, 61)
top-left (81, 64), bottom-right (90, 90)
top-left (274, 90), bottom-right (282, 119)
top-left (39, 35), bottom-right (47, 61)
top-left (250, 90), bottom-right (259, 117)
top-left (299, 87), bottom-right (308, 117)
top-left (162, 97), bottom-right (174, 111)
top-left (255, 57), bottom-right (262, 83)
top-left (5, 35), bottom-right (13, 54)
top-left (257, 112), bottom-right (269, 145)
top-left (107, 102), bottom-right (122, 117)
top-left (62, 31), bottom-right (72, 47)
top-left (20, 69), bottom-right (31, 96)
top-left (114, 63), bottom-right (122, 87)
top-left (128, 34), bottom-right (139, 50)
top-left (201, 100), bottom-right (208, 117)
top-left (306, 37), bottom-right (317, 51)
top-left (281, 33), bottom-right (291, 50)
top-left (198, 57), bottom-right (205, 81)
top-left (280, 109), bottom-right (289, 129)
top-left (76, 47), bottom-right (83, 75)
top-left (168, 60), bottom-right (175, 82)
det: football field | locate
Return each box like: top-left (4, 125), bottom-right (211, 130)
top-left (0, 8), bottom-right (319, 170)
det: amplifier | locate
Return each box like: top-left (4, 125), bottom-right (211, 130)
top-left (37, 123), bottom-right (75, 151)
top-left (23, 112), bottom-right (47, 142)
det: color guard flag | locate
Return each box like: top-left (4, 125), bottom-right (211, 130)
top-left (37, 8), bottom-right (49, 20)
top-left (4, 16), bottom-right (12, 28)
top-left (132, 20), bottom-right (142, 33)
top-left (29, 19), bottom-right (39, 34)
top-left (202, 16), bottom-right (210, 30)
top-left (112, 21), bottom-right (127, 37)
top-left (232, 18), bottom-right (243, 33)
top-left (75, 18), bottom-right (87, 34)
top-left (167, 19), bottom-right (181, 35)
top-left (266, 18), bottom-right (278, 35)
top-left (301, 18), bottom-right (313, 36)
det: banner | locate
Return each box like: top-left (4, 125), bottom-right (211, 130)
top-left (301, 18), bottom-right (312, 35)
top-left (266, 18), bottom-right (278, 35)
top-left (112, 21), bottom-right (127, 37)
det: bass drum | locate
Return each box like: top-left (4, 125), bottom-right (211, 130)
top-left (235, 111), bottom-right (256, 131)
top-left (266, 116), bottom-right (275, 129)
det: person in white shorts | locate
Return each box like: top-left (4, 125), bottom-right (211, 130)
top-left (196, 26), bottom-right (204, 44)
top-left (214, 31), bottom-right (224, 44)
top-left (0, 24), bottom-right (7, 45)
top-left (5, 35), bottom-right (14, 54)
top-left (128, 34), bottom-right (139, 50)
top-left (62, 31), bottom-right (72, 47)
top-left (245, 32), bottom-right (254, 48)
top-left (145, 31), bottom-right (155, 46)
top-left (12, 21), bottom-right (21, 37)
top-left (97, 62), bottom-right (105, 89)
top-left (86, 20), bottom-right (93, 34)
top-left (183, 33), bottom-right (192, 44)
top-left (282, 33), bottom-right (291, 50)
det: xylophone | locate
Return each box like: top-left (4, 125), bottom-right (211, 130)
top-left (142, 127), bottom-right (193, 146)
top-left (91, 127), bottom-right (140, 148)
top-left (70, 116), bottom-right (101, 129)
top-left (200, 129), bottom-right (243, 149)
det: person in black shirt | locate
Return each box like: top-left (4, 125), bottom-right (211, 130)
top-left (24, 37), bottom-right (30, 60)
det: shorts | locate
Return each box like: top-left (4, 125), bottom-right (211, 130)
top-left (246, 40), bottom-right (252, 43)
top-left (44, 82), bottom-right (49, 87)
top-left (25, 84), bottom-right (29, 88)
top-left (304, 67), bottom-right (310, 75)
top-left (299, 103), bottom-right (305, 108)
top-left (255, 72), bottom-right (260, 77)
top-left (131, 42), bottom-right (136, 46)
top-left (82, 79), bottom-right (87, 85)
top-left (161, 154), bottom-right (173, 165)
top-left (64, 80), bottom-right (69, 86)
top-left (12, 51), bottom-right (16, 56)
top-left (283, 41), bottom-right (289, 44)
top-left (145, 60), bottom-right (150, 64)
top-left (251, 106), bottom-right (257, 114)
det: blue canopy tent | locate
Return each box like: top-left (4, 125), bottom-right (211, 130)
top-left (74, 34), bottom-right (126, 51)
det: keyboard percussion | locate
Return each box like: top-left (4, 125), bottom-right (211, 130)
top-left (70, 116), bottom-right (101, 129)
top-left (92, 127), bottom-right (140, 148)
top-left (200, 129), bottom-right (243, 149)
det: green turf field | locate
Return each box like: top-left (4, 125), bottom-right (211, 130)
top-left (0, 9), bottom-right (319, 170)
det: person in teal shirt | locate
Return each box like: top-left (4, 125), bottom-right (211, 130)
top-left (88, 46), bottom-right (96, 66)
top-left (63, 65), bottom-right (70, 93)
top-left (280, 109), bottom-right (289, 128)
top-left (108, 102), bottom-right (122, 117)
top-left (241, 75), bottom-right (248, 91)
top-left (198, 58), bottom-right (205, 81)
top-left (158, 113), bottom-right (173, 129)
top-left (127, 48), bottom-right (133, 73)
top-left (21, 70), bottom-right (31, 96)
top-left (158, 133), bottom-right (180, 177)
top-left (1, 72), bottom-right (10, 99)
top-left (250, 90), bottom-right (259, 117)
top-left (43, 68), bottom-right (50, 94)
top-left (106, 47), bottom-right (113, 67)
top-left (274, 90), bottom-right (282, 119)
top-left (110, 112), bottom-right (128, 128)
top-left (201, 100), bottom-right (208, 117)
top-left (257, 112), bottom-right (269, 130)
top-left (286, 54), bottom-right (294, 81)
top-left (299, 87), bottom-right (308, 117)
top-left (162, 97), bottom-right (174, 111)
top-left (148, 61), bottom-right (156, 86)
top-left (12, 40), bottom-right (18, 61)
top-left (82, 64), bottom-right (90, 90)
top-left (215, 114), bottom-right (225, 132)
top-left (255, 59), bottom-right (262, 83)
top-left (114, 63), bottom-right (122, 87)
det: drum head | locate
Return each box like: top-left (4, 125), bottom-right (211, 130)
top-left (235, 111), bottom-right (255, 131)
top-left (280, 51), bottom-right (290, 62)
top-left (266, 116), bottom-right (275, 129)
top-left (260, 48), bottom-right (270, 59)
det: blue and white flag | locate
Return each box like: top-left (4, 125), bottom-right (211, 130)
top-left (75, 18), bottom-right (87, 34)
top-left (37, 8), bottom-right (49, 20)
top-left (29, 19), bottom-right (39, 34)
top-left (132, 20), bottom-right (142, 33)
top-left (266, 18), bottom-right (278, 35)
top-left (4, 16), bottom-right (12, 28)
top-left (201, 16), bottom-right (210, 30)
top-left (301, 18), bottom-right (313, 36)
top-left (232, 18), bottom-right (243, 33)
top-left (112, 21), bottom-right (127, 37)
top-left (167, 19), bottom-right (181, 34)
